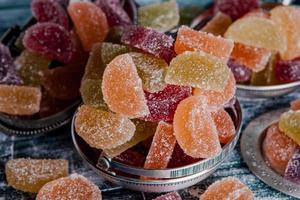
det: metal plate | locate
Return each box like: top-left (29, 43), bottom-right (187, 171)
top-left (241, 108), bottom-right (300, 199)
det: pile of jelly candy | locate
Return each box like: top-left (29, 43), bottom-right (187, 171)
top-left (262, 99), bottom-right (300, 184)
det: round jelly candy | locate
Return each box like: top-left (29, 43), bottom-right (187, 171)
top-left (279, 110), bottom-right (300, 145)
top-left (285, 149), bottom-right (300, 184)
top-left (291, 99), bottom-right (300, 111)
top-left (227, 58), bottom-right (252, 83)
top-left (275, 60), bottom-right (300, 83)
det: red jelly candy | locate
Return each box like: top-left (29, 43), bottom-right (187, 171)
top-left (95, 0), bottom-right (132, 27)
top-left (23, 22), bottom-right (74, 63)
top-left (153, 192), bottom-right (182, 200)
top-left (113, 150), bottom-right (145, 167)
top-left (285, 148), bottom-right (300, 184)
top-left (143, 85), bottom-right (192, 122)
top-left (227, 58), bottom-right (252, 83)
top-left (168, 143), bottom-right (201, 168)
top-left (275, 60), bottom-right (300, 83)
top-left (215, 0), bottom-right (259, 20)
top-left (31, 0), bottom-right (69, 29)
top-left (121, 26), bottom-right (175, 63)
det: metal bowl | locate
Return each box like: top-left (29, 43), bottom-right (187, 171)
top-left (71, 99), bottom-right (242, 193)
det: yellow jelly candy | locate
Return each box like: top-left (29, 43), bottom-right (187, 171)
top-left (279, 110), bottom-right (300, 145)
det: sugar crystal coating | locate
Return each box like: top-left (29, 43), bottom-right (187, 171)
top-left (291, 99), bottom-right (300, 111)
top-left (0, 85), bottom-right (41, 115)
top-left (201, 12), bottom-right (232, 36)
top-left (5, 158), bottom-right (68, 193)
top-left (75, 105), bottom-right (135, 149)
top-left (101, 42), bottom-right (133, 66)
top-left (284, 148), bottom-right (300, 184)
top-left (244, 9), bottom-right (270, 18)
top-left (200, 177), bottom-right (253, 200)
top-left (275, 60), bottom-right (300, 83)
top-left (36, 174), bottom-right (102, 200)
top-left (227, 58), bottom-right (252, 83)
top-left (23, 22), bottom-right (74, 63)
top-left (279, 110), bottom-right (300, 145)
top-left (153, 192), bottom-right (182, 200)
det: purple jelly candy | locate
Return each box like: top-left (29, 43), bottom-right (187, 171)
top-left (95, 0), bottom-right (132, 27)
top-left (31, 0), bottom-right (69, 29)
top-left (23, 22), bottom-right (74, 63)
top-left (168, 143), bottom-right (201, 168)
top-left (227, 58), bottom-right (252, 83)
top-left (121, 26), bottom-right (176, 63)
top-left (285, 149), bottom-right (300, 184)
top-left (275, 60), bottom-right (300, 83)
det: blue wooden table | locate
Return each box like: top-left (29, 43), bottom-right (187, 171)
top-left (0, 0), bottom-right (300, 199)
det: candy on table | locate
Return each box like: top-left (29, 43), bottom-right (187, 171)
top-left (0, 85), bottom-right (41, 115)
top-left (36, 174), bottom-right (102, 200)
top-left (130, 52), bottom-right (168, 93)
top-left (102, 54), bottom-right (149, 118)
top-left (104, 119), bottom-right (157, 158)
top-left (275, 60), bottom-right (300, 83)
top-left (121, 25), bottom-right (175, 63)
top-left (68, 1), bottom-right (108, 51)
top-left (153, 192), bottom-right (182, 200)
top-left (214, 0), bottom-right (259, 20)
top-left (5, 158), bottom-right (68, 193)
top-left (230, 42), bottom-right (271, 72)
top-left (138, 0), bottom-right (179, 32)
top-left (75, 105), bottom-right (135, 149)
top-left (165, 51), bottom-right (230, 92)
top-left (168, 143), bottom-right (201, 168)
top-left (200, 177), bottom-right (253, 200)
top-left (173, 96), bottom-right (221, 158)
top-left (175, 26), bottom-right (234, 62)
top-left (244, 9), bottom-right (270, 18)
top-left (291, 99), bottom-right (300, 111)
top-left (31, 0), bottom-right (69, 29)
top-left (284, 148), bottom-right (300, 184)
top-left (262, 123), bottom-right (297, 175)
top-left (279, 110), bottom-right (300, 145)
top-left (201, 12), bottom-right (232, 36)
top-left (194, 71), bottom-right (236, 107)
top-left (271, 6), bottom-right (300, 60)
top-left (143, 85), bottom-right (192, 122)
top-left (113, 149), bottom-right (146, 167)
top-left (23, 22), bottom-right (74, 63)
top-left (95, 0), bottom-right (132, 27)
top-left (227, 58), bottom-right (252, 83)
top-left (143, 121), bottom-right (176, 170)
top-left (224, 16), bottom-right (286, 52)
top-left (15, 50), bottom-right (50, 86)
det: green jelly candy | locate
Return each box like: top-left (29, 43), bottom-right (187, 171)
top-left (279, 110), bottom-right (300, 145)
top-left (101, 42), bottom-right (132, 65)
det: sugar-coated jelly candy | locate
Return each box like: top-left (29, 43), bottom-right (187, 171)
top-left (95, 0), bottom-right (132, 27)
top-left (5, 158), bottom-right (68, 193)
top-left (271, 6), bottom-right (300, 60)
top-left (75, 105), bottom-right (135, 149)
top-left (200, 177), bottom-right (253, 200)
top-left (231, 43), bottom-right (271, 72)
top-left (23, 22), bottom-right (74, 63)
top-left (144, 121), bottom-right (176, 170)
top-left (194, 71), bottom-right (236, 107)
top-left (130, 52), bottom-right (168, 93)
top-left (175, 26), bottom-right (234, 62)
top-left (244, 9), bottom-right (270, 18)
top-left (104, 120), bottom-right (157, 158)
top-left (31, 0), bottom-right (69, 29)
top-left (121, 26), bottom-right (175, 63)
top-left (113, 149), bottom-right (146, 167)
top-left (201, 12), bottom-right (232, 36)
top-left (168, 143), bottom-right (201, 168)
top-left (15, 50), bottom-right (50, 86)
top-left (285, 149), bottom-right (300, 184)
top-left (279, 110), bottom-right (300, 145)
top-left (68, 1), bottom-right (108, 51)
top-left (138, 0), bottom-right (179, 32)
top-left (173, 96), bottom-right (221, 158)
top-left (102, 54), bottom-right (149, 118)
top-left (275, 60), bottom-right (300, 83)
top-left (214, 0), bottom-right (259, 20)
top-left (0, 85), bottom-right (41, 115)
top-left (153, 192), bottom-right (182, 200)
top-left (36, 174), bottom-right (102, 200)
top-left (227, 59), bottom-right (251, 83)
top-left (263, 123), bottom-right (297, 175)
top-left (101, 42), bottom-right (133, 66)
top-left (225, 17), bottom-right (286, 52)
top-left (291, 99), bottom-right (300, 111)
top-left (143, 85), bottom-right (192, 122)
top-left (165, 51), bottom-right (230, 92)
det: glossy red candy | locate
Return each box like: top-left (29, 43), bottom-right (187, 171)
top-left (275, 60), bottom-right (300, 83)
top-left (227, 58), bottom-right (252, 83)
top-left (168, 143), bottom-right (201, 168)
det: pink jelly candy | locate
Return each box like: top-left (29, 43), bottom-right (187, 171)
top-left (291, 99), bottom-right (300, 111)
top-left (285, 148), bottom-right (300, 184)
top-left (275, 60), bottom-right (300, 83)
top-left (153, 192), bottom-right (182, 200)
top-left (95, 0), bottom-right (132, 27)
top-left (23, 22), bottom-right (74, 63)
top-left (121, 26), bottom-right (175, 63)
top-left (31, 0), bottom-right (69, 29)
top-left (168, 143), bottom-right (201, 168)
top-left (143, 85), bottom-right (192, 122)
top-left (227, 58), bottom-right (252, 83)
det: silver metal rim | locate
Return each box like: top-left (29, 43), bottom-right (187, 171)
top-left (237, 81), bottom-right (300, 91)
top-left (240, 108), bottom-right (300, 199)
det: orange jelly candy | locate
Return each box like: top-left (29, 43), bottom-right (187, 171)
top-left (68, 2), bottom-right (108, 51)
top-left (244, 9), bottom-right (270, 18)
top-left (36, 174), bottom-right (102, 200)
top-left (211, 108), bottom-right (236, 144)
top-left (201, 12), bottom-right (232, 36)
top-left (231, 42), bottom-right (271, 72)
top-left (194, 71), bottom-right (236, 107)
top-left (263, 123), bottom-right (298, 175)
top-left (291, 99), bottom-right (300, 111)
top-left (175, 26), bottom-right (234, 62)
top-left (0, 85), bottom-right (41, 115)
top-left (173, 96), bottom-right (221, 158)
top-left (102, 53), bottom-right (149, 118)
top-left (201, 177), bottom-right (253, 200)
